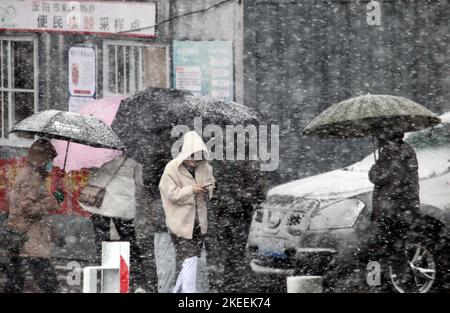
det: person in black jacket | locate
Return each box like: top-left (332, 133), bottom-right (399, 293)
top-left (369, 131), bottom-right (420, 221)
top-left (367, 130), bottom-right (420, 289)
top-left (208, 159), bottom-right (268, 292)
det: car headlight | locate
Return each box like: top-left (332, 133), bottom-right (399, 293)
top-left (254, 210), bottom-right (263, 223)
top-left (309, 199), bottom-right (365, 231)
top-left (287, 211), bottom-right (306, 236)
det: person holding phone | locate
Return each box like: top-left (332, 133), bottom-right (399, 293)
top-left (159, 131), bottom-right (215, 293)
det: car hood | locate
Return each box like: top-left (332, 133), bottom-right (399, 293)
top-left (269, 143), bottom-right (450, 201)
top-left (268, 169), bottom-right (373, 201)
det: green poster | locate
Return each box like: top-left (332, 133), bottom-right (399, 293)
top-left (173, 41), bottom-right (233, 102)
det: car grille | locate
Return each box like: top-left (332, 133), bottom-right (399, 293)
top-left (249, 197), bottom-right (321, 241)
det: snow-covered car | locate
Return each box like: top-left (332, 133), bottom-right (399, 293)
top-left (246, 114), bottom-right (450, 293)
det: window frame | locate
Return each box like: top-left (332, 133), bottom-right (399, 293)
top-left (0, 35), bottom-right (38, 148)
top-left (102, 40), bottom-right (170, 97)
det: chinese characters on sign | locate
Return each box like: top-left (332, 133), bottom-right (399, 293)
top-left (175, 66), bottom-right (202, 96)
top-left (0, 0), bottom-right (156, 37)
top-left (173, 41), bottom-right (234, 102)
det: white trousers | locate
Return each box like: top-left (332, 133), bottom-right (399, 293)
top-left (172, 256), bottom-right (198, 293)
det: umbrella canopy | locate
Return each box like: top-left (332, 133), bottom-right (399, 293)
top-left (11, 110), bottom-right (124, 150)
top-left (303, 94), bottom-right (441, 138)
top-left (52, 96), bottom-right (126, 171)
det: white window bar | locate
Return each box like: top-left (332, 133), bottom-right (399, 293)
top-left (114, 45), bottom-right (119, 95)
top-left (129, 46), bottom-right (136, 95)
top-left (1, 40), bottom-right (4, 139)
top-left (7, 40), bottom-right (12, 134)
top-left (123, 46), bottom-right (127, 94)
top-left (0, 40), bottom-right (5, 139)
top-left (138, 47), bottom-right (143, 92)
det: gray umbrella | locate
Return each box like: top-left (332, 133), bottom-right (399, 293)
top-left (303, 94), bottom-right (441, 138)
top-left (111, 88), bottom-right (260, 178)
top-left (11, 110), bottom-right (124, 170)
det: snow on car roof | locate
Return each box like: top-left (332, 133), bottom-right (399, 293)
top-left (439, 112), bottom-right (450, 124)
top-left (268, 169), bottom-right (374, 200)
top-left (347, 145), bottom-right (450, 179)
top-left (269, 112), bottom-right (450, 200)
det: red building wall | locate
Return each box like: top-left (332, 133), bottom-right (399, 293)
top-left (0, 157), bottom-right (91, 218)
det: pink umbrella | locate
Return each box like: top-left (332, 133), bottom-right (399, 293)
top-left (53, 95), bottom-right (127, 172)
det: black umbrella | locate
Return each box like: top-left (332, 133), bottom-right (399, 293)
top-left (111, 88), bottom-right (260, 193)
top-left (11, 110), bottom-right (124, 170)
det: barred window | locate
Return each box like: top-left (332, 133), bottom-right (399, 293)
top-left (103, 41), bottom-right (168, 96)
top-left (0, 38), bottom-right (37, 145)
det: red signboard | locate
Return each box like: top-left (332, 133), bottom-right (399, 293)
top-left (0, 157), bottom-right (91, 218)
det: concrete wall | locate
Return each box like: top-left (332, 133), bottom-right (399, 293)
top-left (244, 0), bottom-right (450, 185)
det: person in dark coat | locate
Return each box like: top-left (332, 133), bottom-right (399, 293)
top-left (369, 131), bottom-right (420, 222)
top-left (367, 131), bottom-right (420, 288)
top-left (209, 159), bottom-right (268, 292)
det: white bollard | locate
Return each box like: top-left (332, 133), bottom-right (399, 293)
top-left (287, 276), bottom-right (323, 293)
top-left (83, 241), bottom-right (130, 293)
top-left (83, 266), bottom-right (100, 293)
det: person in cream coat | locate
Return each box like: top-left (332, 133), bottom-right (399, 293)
top-left (159, 131), bottom-right (215, 293)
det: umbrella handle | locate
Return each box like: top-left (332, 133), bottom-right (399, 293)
top-left (372, 136), bottom-right (378, 163)
top-left (63, 141), bottom-right (70, 171)
top-left (54, 141), bottom-right (70, 204)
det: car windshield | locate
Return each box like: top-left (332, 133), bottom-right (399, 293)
top-left (346, 121), bottom-right (450, 179)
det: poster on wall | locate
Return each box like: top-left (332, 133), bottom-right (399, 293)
top-left (68, 47), bottom-right (96, 97)
top-left (0, 0), bottom-right (156, 38)
top-left (175, 66), bottom-right (202, 96)
top-left (173, 41), bottom-right (234, 102)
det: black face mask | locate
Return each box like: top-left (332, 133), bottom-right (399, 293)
top-left (35, 161), bottom-right (53, 177)
top-left (377, 137), bottom-right (388, 147)
top-left (377, 133), bottom-right (404, 146)
top-left (36, 165), bottom-right (48, 177)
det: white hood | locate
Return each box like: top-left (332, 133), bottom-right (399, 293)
top-left (175, 130), bottom-right (210, 164)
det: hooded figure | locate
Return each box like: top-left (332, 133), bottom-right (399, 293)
top-left (366, 131), bottom-right (420, 290)
top-left (159, 131), bottom-right (215, 292)
top-left (3, 139), bottom-right (61, 293)
top-left (369, 131), bottom-right (420, 222)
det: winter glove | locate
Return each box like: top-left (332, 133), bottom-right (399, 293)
top-left (53, 188), bottom-right (65, 204)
